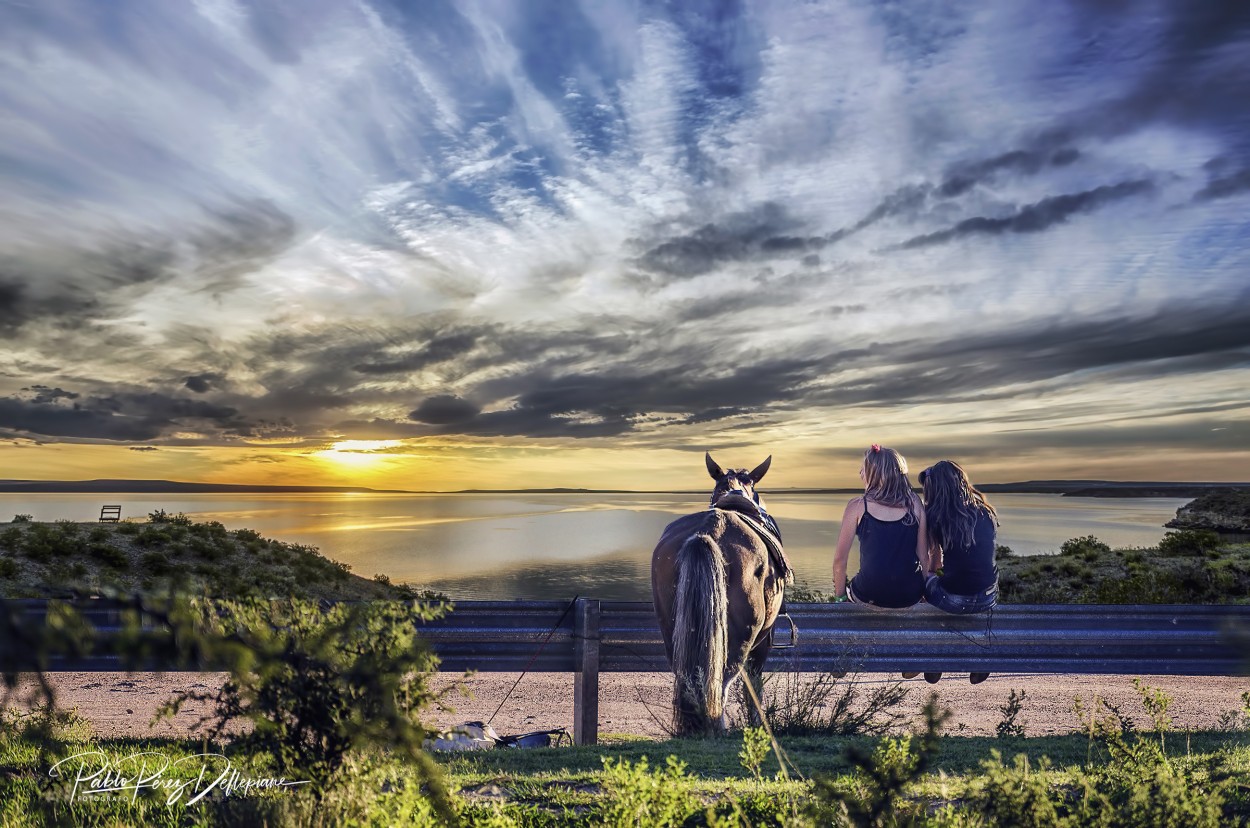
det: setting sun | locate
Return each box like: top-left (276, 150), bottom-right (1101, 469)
top-left (314, 440), bottom-right (404, 468)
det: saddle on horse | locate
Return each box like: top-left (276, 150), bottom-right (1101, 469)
top-left (711, 492), bottom-right (793, 584)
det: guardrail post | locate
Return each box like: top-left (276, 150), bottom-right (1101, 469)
top-left (573, 597), bottom-right (600, 745)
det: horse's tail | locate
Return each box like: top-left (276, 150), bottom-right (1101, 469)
top-left (672, 512), bottom-right (729, 734)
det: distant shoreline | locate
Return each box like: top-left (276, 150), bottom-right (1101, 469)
top-left (1, 478), bottom-right (1248, 497)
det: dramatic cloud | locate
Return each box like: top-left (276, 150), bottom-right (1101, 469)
top-left (0, 1), bottom-right (1246, 483)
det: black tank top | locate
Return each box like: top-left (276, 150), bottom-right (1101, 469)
top-left (851, 504), bottom-right (924, 608)
top-left (939, 509), bottom-right (998, 594)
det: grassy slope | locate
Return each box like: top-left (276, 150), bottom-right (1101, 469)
top-left (0, 517), bottom-right (408, 600)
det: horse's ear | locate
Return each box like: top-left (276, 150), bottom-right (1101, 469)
top-left (749, 456), bottom-right (772, 483)
top-left (705, 452), bottom-right (724, 480)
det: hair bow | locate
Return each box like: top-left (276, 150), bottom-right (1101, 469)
top-left (870, 443), bottom-right (881, 453)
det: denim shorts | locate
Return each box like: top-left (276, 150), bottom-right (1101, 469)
top-left (924, 575), bottom-right (997, 615)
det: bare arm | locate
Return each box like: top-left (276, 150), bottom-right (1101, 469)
top-left (928, 537), bottom-right (943, 574)
top-left (915, 506), bottom-right (933, 573)
top-left (832, 497), bottom-right (864, 598)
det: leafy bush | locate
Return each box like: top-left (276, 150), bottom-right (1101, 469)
top-left (808, 695), bottom-right (950, 826)
top-left (88, 542), bottom-right (129, 570)
top-left (10, 515), bottom-right (31, 524)
top-left (147, 596), bottom-right (458, 820)
top-left (140, 550), bottom-right (174, 576)
top-left (1159, 529), bottom-right (1222, 557)
top-left (18, 523), bottom-right (79, 560)
top-left (596, 755), bottom-right (698, 827)
top-left (135, 526), bottom-right (173, 548)
top-left (0, 558), bottom-right (16, 579)
top-left (967, 752), bottom-right (1066, 827)
top-left (997, 689), bottom-right (1027, 739)
top-left (738, 725), bottom-right (773, 782)
top-left (1060, 535), bottom-right (1110, 558)
top-left (148, 509), bottom-right (193, 525)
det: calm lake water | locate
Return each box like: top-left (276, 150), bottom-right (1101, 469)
top-left (2, 492), bottom-right (1189, 601)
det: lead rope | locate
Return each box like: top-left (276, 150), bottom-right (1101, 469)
top-left (935, 602), bottom-right (997, 649)
top-left (486, 594), bottom-right (580, 727)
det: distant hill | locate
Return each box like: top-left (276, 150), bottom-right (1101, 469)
top-left (981, 481), bottom-right (1250, 497)
top-left (2, 478), bottom-right (1246, 497)
top-left (0, 479), bottom-right (414, 494)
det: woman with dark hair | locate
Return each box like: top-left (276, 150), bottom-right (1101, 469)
top-left (832, 444), bottom-right (927, 609)
top-left (920, 459), bottom-right (999, 684)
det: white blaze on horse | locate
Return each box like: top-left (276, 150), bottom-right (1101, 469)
top-left (651, 453), bottom-right (792, 735)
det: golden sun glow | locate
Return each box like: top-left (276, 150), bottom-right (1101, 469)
top-left (313, 440), bottom-right (404, 468)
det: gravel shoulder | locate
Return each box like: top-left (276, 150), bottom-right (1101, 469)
top-left (14, 671), bottom-right (1249, 741)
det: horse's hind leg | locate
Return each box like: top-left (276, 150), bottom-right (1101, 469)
top-left (740, 636), bottom-right (773, 727)
top-left (720, 672), bottom-right (742, 731)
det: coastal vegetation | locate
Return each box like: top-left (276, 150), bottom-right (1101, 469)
top-left (996, 531), bottom-right (1250, 604)
top-left (0, 512), bottom-right (413, 600)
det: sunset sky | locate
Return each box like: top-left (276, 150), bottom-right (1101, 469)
top-left (1, 1), bottom-right (1248, 492)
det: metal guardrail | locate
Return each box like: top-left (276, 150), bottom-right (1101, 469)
top-left (5, 598), bottom-right (1249, 744)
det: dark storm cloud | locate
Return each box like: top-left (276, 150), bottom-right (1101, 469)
top-left (128, 446), bottom-right (159, 451)
top-left (894, 179), bottom-right (1155, 250)
top-left (0, 397), bottom-right (163, 441)
top-left (409, 395), bottom-right (480, 425)
top-left (0, 274), bottom-right (102, 338)
top-left (193, 289), bottom-right (1250, 444)
top-left (410, 356), bottom-right (824, 439)
top-left (184, 372), bottom-right (224, 393)
top-left (0, 387), bottom-right (249, 442)
top-left (21, 385), bottom-right (79, 404)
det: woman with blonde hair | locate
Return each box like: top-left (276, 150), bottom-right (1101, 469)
top-left (831, 444), bottom-right (927, 608)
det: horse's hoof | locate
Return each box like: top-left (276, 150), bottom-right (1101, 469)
top-left (969, 672), bottom-right (990, 685)
top-left (924, 672), bottom-right (942, 684)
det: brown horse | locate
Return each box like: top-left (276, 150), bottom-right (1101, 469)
top-left (651, 453), bottom-right (791, 734)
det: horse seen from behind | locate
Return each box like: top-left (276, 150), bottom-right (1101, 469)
top-left (651, 453), bottom-right (792, 735)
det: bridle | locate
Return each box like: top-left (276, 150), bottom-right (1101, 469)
top-left (709, 470), bottom-right (760, 509)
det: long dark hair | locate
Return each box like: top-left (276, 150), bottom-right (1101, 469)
top-left (920, 460), bottom-right (997, 551)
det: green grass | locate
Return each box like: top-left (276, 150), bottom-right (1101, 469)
top-left (4, 723), bottom-right (1247, 827)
